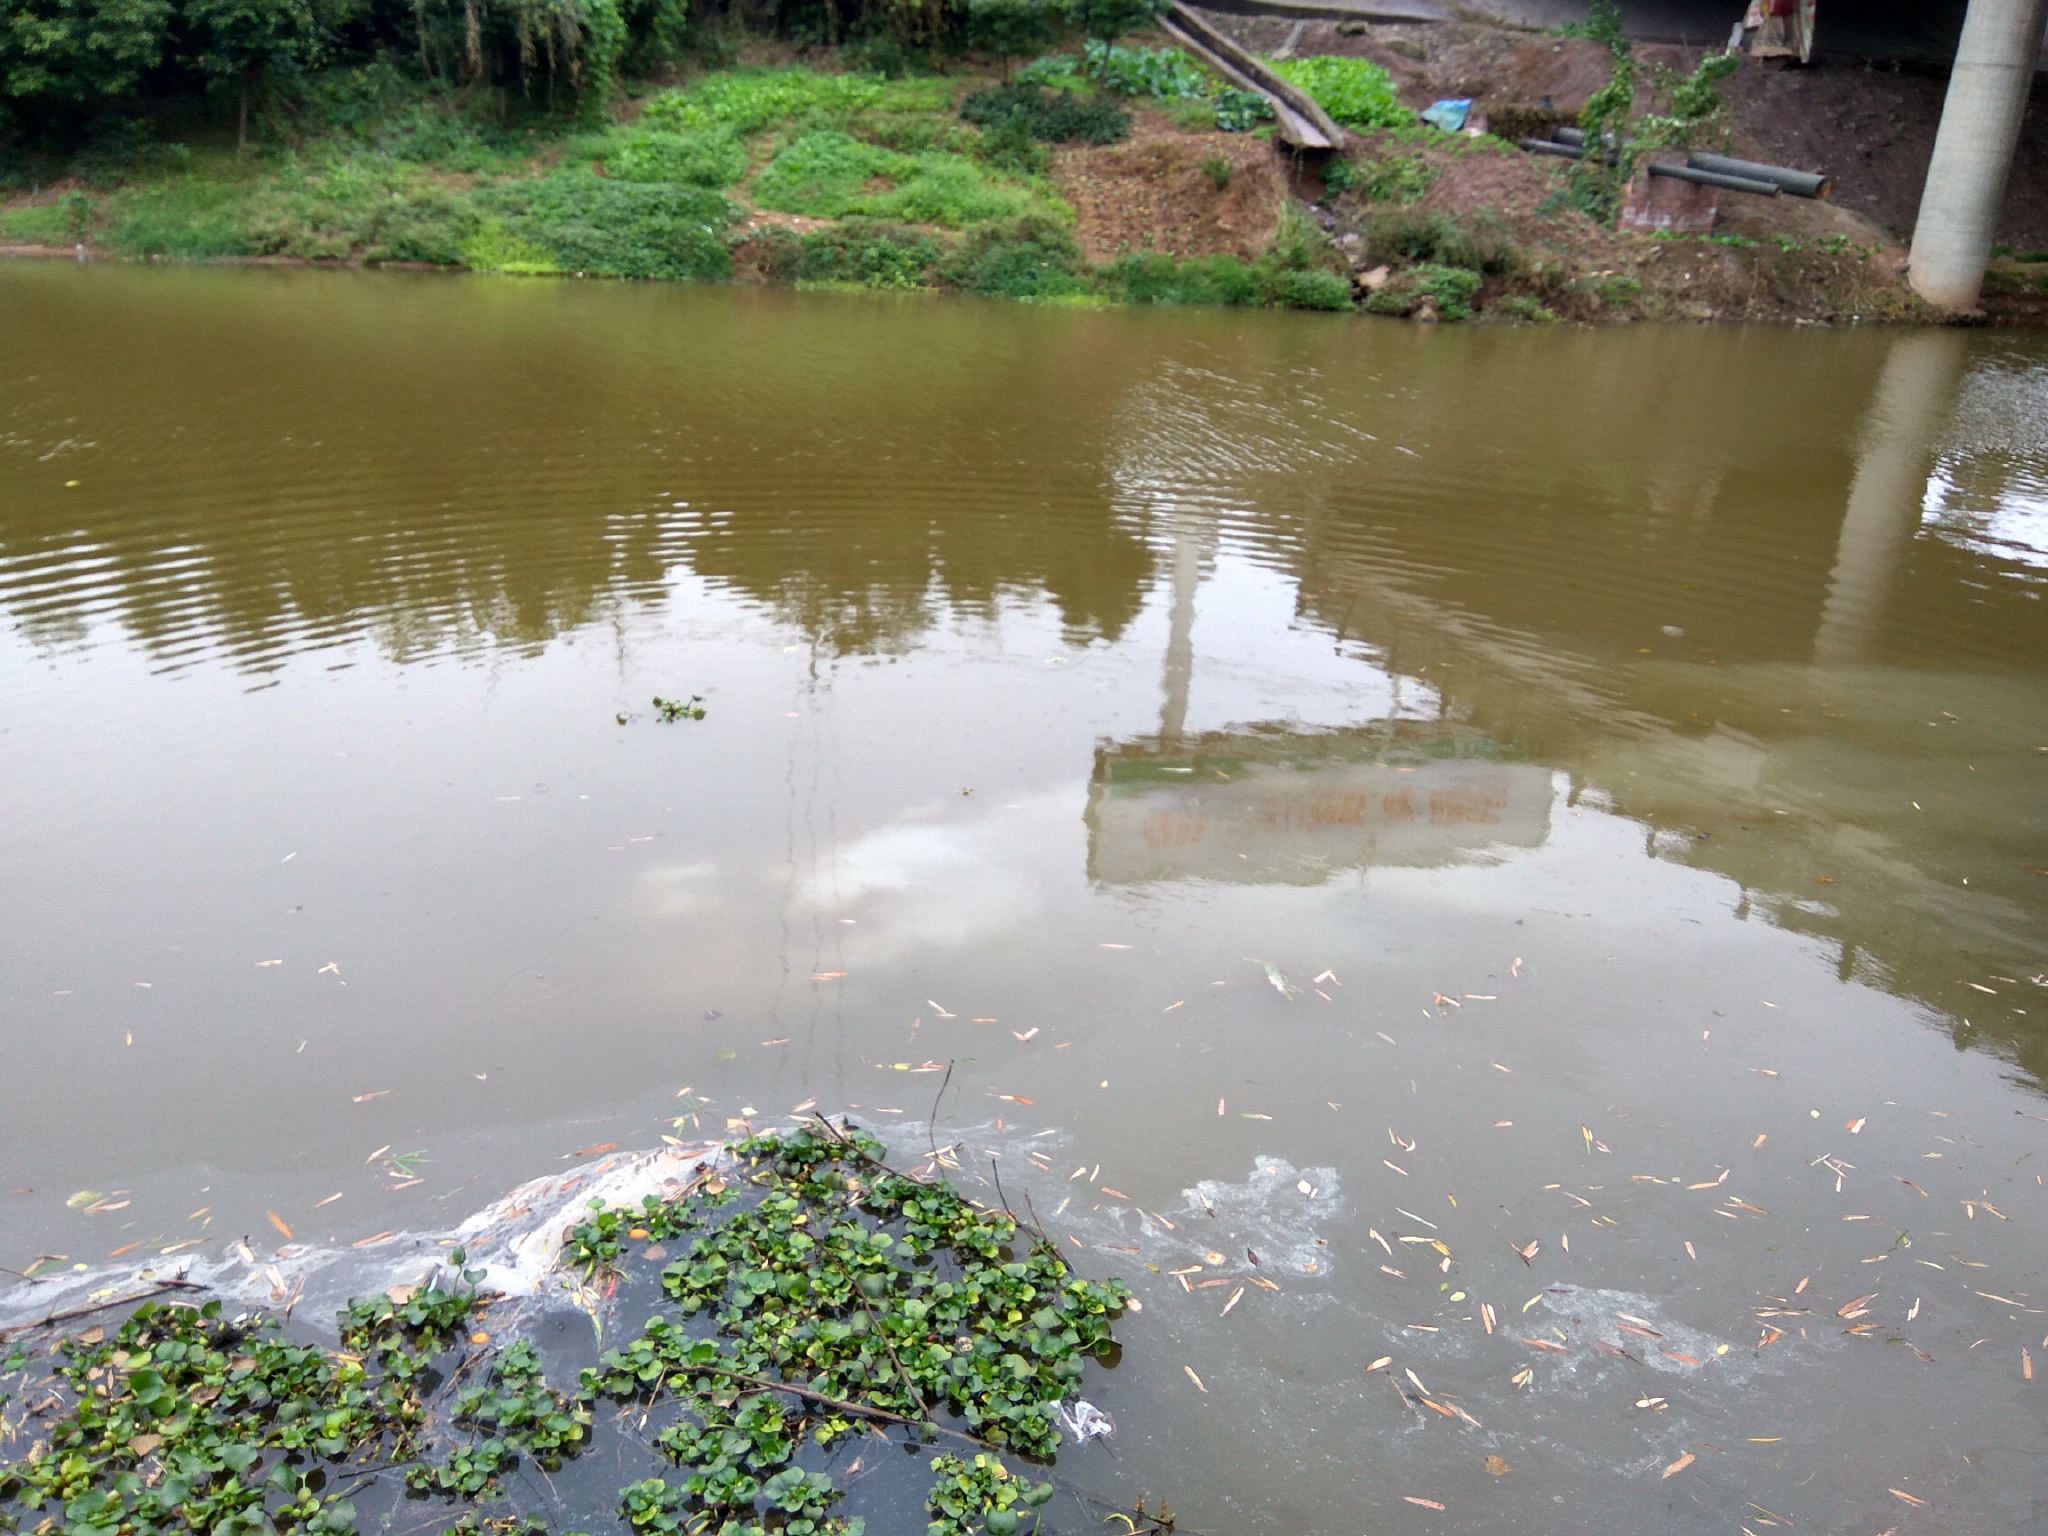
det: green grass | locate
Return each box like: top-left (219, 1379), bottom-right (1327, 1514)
top-left (0, 202), bottom-right (76, 242)
top-left (96, 154), bottom-right (483, 264)
top-left (588, 126), bottom-right (751, 187)
top-left (475, 170), bottom-right (738, 280)
top-left (640, 67), bottom-right (955, 137)
top-left (105, 177), bottom-right (263, 258)
top-left (753, 131), bottom-right (1047, 228)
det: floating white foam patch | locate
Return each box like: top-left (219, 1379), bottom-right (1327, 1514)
top-left (1350, 1280), bottom-right (1786, 1474)
top-left (1169, 1157), bottom-right (1341, 1277)
top-left (867, 1126), bottom-right (1340, 1285)
top-left (1035, 1156), bottom-right (1342, 1282)
top-left (0, 1144), bottom-right (725, 1335)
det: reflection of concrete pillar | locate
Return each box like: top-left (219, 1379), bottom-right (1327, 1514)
top-left (1908, 0), bottom-right (2048, 309)
top-left (1159, 518), bottom-right (1202, 745)
top-left (1814, 331), bottom-right (1968, 666)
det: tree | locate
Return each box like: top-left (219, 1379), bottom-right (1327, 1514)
top-left (620, 0), bottom-right (686, 73)
top-left (180, 0), bottom-right (334, 147)
top-left (963, 0), bottom-right (1059, 76)
top-left (2, 0), bottom-right (175, 112)
top-left (1059, 0), bottom-right (1161, 44)
top-left (406, 0), bottom-right (625, 116)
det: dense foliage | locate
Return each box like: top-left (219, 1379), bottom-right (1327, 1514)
top-left (0, 0), bottom-right (1171, 141)
top-left (0, 1), bottom-right (677, 129)
top-left (959, 81), bottom-right (1128, 145)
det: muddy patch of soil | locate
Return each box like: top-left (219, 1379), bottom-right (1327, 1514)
top-left (1198, 8), bottom-right (2048, 249)
top-left (1052, 114), bottom-right (1287, 263)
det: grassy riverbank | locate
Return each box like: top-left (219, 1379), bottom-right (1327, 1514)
top-left (0, 40), bottom-right (1361, 313)
top-left (1, 14), bottom-right (1939, 323)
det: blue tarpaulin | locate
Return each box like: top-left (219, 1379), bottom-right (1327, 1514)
top-left (1421, 98), bottom-right (1472, 133)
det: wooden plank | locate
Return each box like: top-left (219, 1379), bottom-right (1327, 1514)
top-left (1160, 4), bottom-right (1345, 152)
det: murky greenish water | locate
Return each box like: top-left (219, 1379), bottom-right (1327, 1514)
top-left (4, 262), bottom-right (2047, 1533)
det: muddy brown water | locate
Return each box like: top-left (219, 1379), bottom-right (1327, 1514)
top-left (3, 263), bottom-right (2046, 1533)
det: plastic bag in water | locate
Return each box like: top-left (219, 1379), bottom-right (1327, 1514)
top-left (1057, 1399), bottom-right (1115, 1441)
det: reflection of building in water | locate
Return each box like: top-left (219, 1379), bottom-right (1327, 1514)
top-left (1262, 332), bottom-right (2048, 1089)
top-left (1086, 727), bottom-right (1552, 885)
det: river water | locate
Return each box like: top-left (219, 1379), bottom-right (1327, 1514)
top-left (3, 263), bottom-right (2045, 1533)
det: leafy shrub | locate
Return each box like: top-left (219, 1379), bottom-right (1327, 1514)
top-left (753, 130), bottom-right (1041, 227)
top-left (1267, 267), bottom-right (1353, 310)
top-left (1267, 55), bottom-right (1406, 128)
top-left (105, 178), bottom-right (258, 258)
top-left (1363, 207), bottom-right (1520, 274)
top-left (601, 127), bottom-right (748, 186)
top-left (1573, 270), bottom-right (1641, 308)
top-left (1099, 236), bottom-right (1352, 312)
top-left (1103, 250), bottom-right (1262, 306)
top-left (298, 58), bottom-right (425, 139)
top-left (794, 220), bottom-right (942, 287)
top-left (1363, 261), bottom-right (1479, 319)
top-left (844, 33), bottom-right (926, 78)
top-left (374, 104), bottom-right (532, 175)
top-left (1328, 150), bottom-right (1436, 202)
top-left (1264, 203), bottom-right (1340, 276)
top-left (1212, 88), bottom-right (1272, 132)
top-left (1554, 0), bottom-right (1625, 44)
top-left (477, 170), bottom-right (737, 279)
top-left (1015, 53), bottom-right (1085, 89)
top-left (1081, 41), bottom-right (1210, 98)
top-left (1536, 177), bottom-right (1609, 222)
top-left (1495, 293), bottom-right (1558, 323)
top-left (1199, 154), bottom-right (1231, 189)
top-left (974, 123), bottom-right (1052, 173)
top-left (940, 213), bottom-right (1088, 297)
top-left (256, 159), bottom-right (479, 263)
top-left (960, 82), bottom-right (1129, 144)
top-left (459, 219), bottom-right (562, 275)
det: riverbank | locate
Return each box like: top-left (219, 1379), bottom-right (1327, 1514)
top-left (0, 13), bottom-right (2013, 324)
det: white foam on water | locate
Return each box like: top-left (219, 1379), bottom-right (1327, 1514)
top-left (0, 1143), bottom-right (726, 1335)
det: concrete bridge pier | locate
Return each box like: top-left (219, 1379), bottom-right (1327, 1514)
top-left (1908, 0), bottom-right (2048, 309)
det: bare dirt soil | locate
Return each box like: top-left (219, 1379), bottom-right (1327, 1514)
top-left (1050, 110), bottom-right (1289, 262)
top-left (1207, 11), bottom-right (2048, 248)
top-left (1193, 11), bottom-right (2048, 321)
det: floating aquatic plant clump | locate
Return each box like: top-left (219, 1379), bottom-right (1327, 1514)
top-left (580, 1123), bottom-right (1129, 1532)
top-left (0, 1127), bottom-right (1136, 1536)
